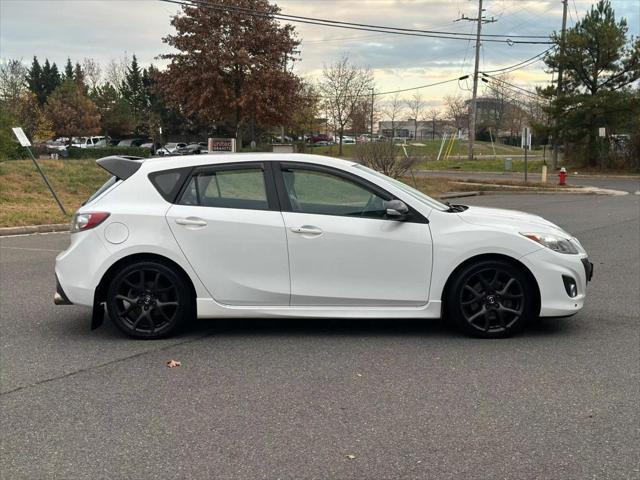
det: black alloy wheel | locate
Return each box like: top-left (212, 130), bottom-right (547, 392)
top-left (446, 259), bottom-right (536, 338)
top-left (106, 261), bottom-right (193, 339)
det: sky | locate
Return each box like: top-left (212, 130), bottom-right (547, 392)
top-left (1, 0), bottom-right (638, 108)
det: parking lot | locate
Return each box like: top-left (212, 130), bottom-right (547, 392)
top-left (1, 192), bottom-right (639, 479)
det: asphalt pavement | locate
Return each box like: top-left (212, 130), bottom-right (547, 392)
top-left (1, 192), bottom-right (639, 479)
top-left (418, 169), bottom-right (640, 194)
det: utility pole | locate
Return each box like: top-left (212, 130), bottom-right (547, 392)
top-left (552, 0), bottom-right (569, 170)
top-left (459, 0), bottom-right (496, 160)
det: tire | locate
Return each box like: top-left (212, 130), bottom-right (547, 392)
top-left (106, 260), bottom-right (194, 339)
top-left (445, 259), bottom-right (536, 338)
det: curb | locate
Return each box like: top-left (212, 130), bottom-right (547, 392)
top-left (439, 191), bottom-right (481, 199)
top-left (0, 224), bottom-right (69, 237)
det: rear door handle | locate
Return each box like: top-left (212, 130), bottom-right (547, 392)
top-left (175, 217), bottom-right (207, 227)
top-left (290, 225), bottom-right (323, 236)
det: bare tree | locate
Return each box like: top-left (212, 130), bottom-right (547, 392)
top-left (355, 141), bottom-right (419, 178)
top-left (82, 57), bottom-right (102, 91)
top-left (319, 56), bottom-right (373, 155)
top-left (426, 107), bottom-right (441, 140)
top-left (444, 94), bottom-right (468, 135)
top-left (382, 93), bottom-right (404, 139)
top-left (405, 92), bottom-right (425, 139)
top-left (105, 54), bottom-right (130, 89)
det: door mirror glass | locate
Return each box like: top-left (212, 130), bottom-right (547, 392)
top-left (384, 199), bottom-right (409, 218)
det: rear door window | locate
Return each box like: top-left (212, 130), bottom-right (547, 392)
top-left (179, 166), bottom-right (269, 211)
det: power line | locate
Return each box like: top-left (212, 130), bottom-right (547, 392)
top-left (480, 47), bottom-right (555, 74)
top-left (481, 73), bottom-right (547, 99)
top-left (158, 0), bottom-right (554, 44)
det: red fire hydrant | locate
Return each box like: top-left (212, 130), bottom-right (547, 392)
top-left (559, 167), bottom-right (567, 186)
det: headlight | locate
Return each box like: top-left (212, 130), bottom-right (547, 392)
top-left (521, 232), bottom-right (580, 254)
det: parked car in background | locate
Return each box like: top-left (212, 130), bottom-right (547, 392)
top-left (161, 143), bottom-right (188, 154)
top-left (175, 142), bottom-right (208, 155)
top-left (93, 138), bottom-right (120, 148)
top-left (45, 139), bottom-right (68, 152)
top-left (339, 136), bottom-right (356, 144)
top-left (72, 136), bottom-right (106, 148)
top-left (311, 134), bottom-right (332, 144)
top-left (117, 139), bottom-right (146, 148)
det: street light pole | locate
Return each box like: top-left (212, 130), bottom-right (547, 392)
top-left (369, 87), bottom-right (375, 138)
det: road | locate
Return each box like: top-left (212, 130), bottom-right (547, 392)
top-left (418, 169), bottom-right (640, 194)
top-left (1, 193), bottom-right (639, 479)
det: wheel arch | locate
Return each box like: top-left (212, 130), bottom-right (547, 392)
top-left (441, 253), bottom-right (541, 317)
top-left (95, 253), bottom-right (197, 307)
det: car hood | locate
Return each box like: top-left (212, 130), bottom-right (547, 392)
top-left (458, 206), bottom-right (570, 235)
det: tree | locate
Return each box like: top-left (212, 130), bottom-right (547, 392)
top-left (319, 56), bottom-right (373, 155)
top-left (426, 107), bottom-right (441, 140)
top-left (405, 92), bottom-right (425, 139)
top-left (63, 58), bottom-right (74, 81)
top-left (382, 93), bottom-right (404, 138)
top-left (159, 0), bottom-right (301, 145)
top-left (42, 60), bottom-right (61, 100)
top-left (92, 83), bottom-right (135, 138)
top-left (544, 0), bottom-right (640, 166)
top-left (82, 57), bottom-right (102, 91)
top-left (0, 59), bottom-right (28, 108)
top-left (121, 55), bottom-right (149, 133)
top-left (26, 56), bottom-right (44, 104)
top-left (444, 94), bottom-right (469, 135)
top-left (73, 62), bottom-right (86, 91)
top-left (289, 81), bottom-right (321, 139)
top-left (45, 79), bottom-right (100, 145)
top-left (105, 55), bottom-right (130, 91)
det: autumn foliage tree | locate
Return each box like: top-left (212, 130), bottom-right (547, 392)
top-left (45, 79), bottom-right (100, 144)
top-left (159, 0), bottom-right (302, 145)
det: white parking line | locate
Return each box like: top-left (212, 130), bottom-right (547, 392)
top-left (0, 246), bottom-right (62, 253)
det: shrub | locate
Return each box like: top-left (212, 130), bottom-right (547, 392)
top-left (354, 141), bottom-right (420, 178)
top-left (65, 147), bottom-right (152, 159)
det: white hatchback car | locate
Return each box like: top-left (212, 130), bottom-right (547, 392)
top-left (55, 153), bottom-right (592, 339)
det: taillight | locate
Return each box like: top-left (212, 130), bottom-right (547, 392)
top-left (71, 212), bottom-right (110, 233)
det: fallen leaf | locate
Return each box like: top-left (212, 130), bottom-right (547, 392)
top-left (166, 359), bottom-right (181, 368)
top-left (346, 454), bottom-right (356, 460)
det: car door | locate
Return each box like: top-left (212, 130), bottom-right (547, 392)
top-left (166, 162), bottom-right (290, 306)
top-left (275, 162), bottom-right (433, 307)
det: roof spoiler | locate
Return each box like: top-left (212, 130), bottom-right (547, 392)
top-left (96, 155), bottom-right (145, 180)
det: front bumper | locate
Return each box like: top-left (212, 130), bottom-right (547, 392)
top-left (520, 248), bottom-right (592, 317)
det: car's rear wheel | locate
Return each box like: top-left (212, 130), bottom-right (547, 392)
top-left (106, 261), bottom-right (194, 339)
top-left (446, 259), bottom-right (536, 338)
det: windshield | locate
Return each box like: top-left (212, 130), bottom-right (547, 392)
top-left (353, 164), bottom-right (449, 211)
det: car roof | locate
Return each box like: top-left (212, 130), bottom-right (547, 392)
top-left (139, 153), bottom-right (356, 173)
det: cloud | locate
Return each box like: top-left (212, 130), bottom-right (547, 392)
top-left (1, 0), bottom-right (637, 106)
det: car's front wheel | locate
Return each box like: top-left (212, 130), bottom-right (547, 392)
top-left (445, 259), bottom-right (537, 338)
top-left (106, 261), bottom-right (194, 339)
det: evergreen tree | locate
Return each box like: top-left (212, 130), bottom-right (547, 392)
top-left (27, 56), bottom-right (44, 104)
top-left (543, 0), bottom-right (640, 166)
top-left (63, 58), bottom-right (74, 81)
top-left (73, 62), bottom-right (86, 91)
top-left (41, 59), bottom-right (61, 101)
top-left (92, 82), bottom-right (135, 137)
top-left (121, 55), bottom-right (149, 134)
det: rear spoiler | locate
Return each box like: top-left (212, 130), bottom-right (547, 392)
top-left (96, 156), bottom-right (145, 180)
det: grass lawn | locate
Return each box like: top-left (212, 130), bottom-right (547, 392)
top-left (0, 159), bottom-right (109, 227)
top-left (0, 157), bottom-right (579, 228)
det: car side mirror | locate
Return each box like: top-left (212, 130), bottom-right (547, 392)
top-left (384, 199), bottom-right (409, 218)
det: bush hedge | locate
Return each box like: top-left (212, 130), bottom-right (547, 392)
top-left (65, 147), bottom-right (152, 159)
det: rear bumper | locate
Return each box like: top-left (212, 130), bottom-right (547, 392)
top-left (54, 275), bottom-right (72, 305)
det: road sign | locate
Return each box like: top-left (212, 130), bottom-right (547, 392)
top-left (12, 127), bottom-right (31, 147)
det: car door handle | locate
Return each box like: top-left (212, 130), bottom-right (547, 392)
top-left (175, 217), bottom-right (207, 227)
top-left (290, 226), bottom-right (323, 235)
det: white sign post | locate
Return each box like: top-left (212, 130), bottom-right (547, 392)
top-left (12, 127), bottom-right (67, 215)
top-left (522, 127), bottom-right (531, 183)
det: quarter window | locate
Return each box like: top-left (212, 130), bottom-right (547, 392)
top-left (282, 168), bottom-right (388, 218)
top-left (179, 168), bottom-right (268, 210)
